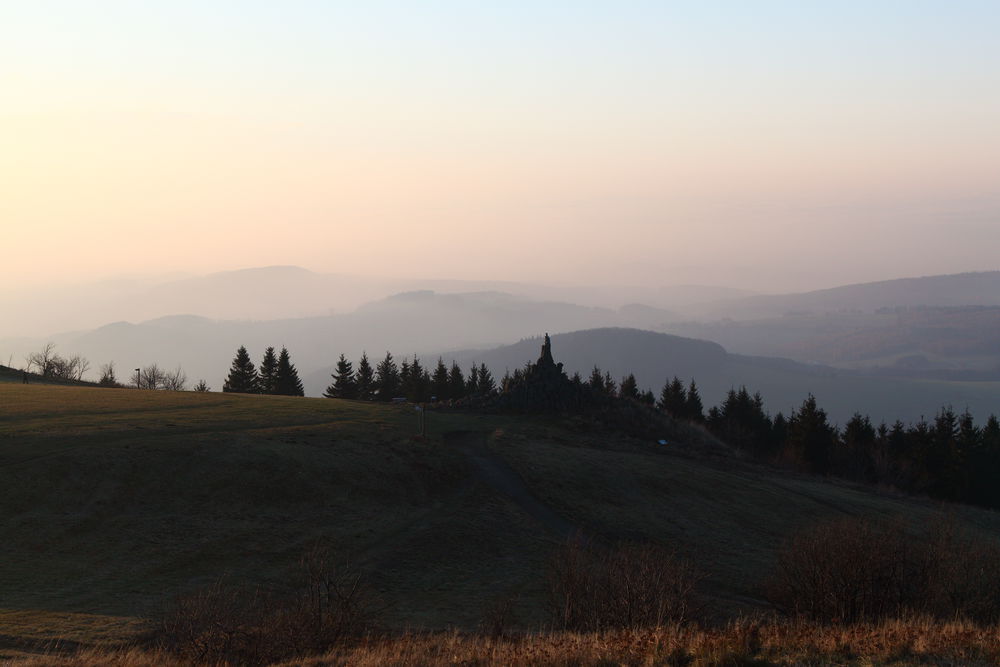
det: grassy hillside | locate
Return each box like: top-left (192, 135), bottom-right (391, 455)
top-left (0, 364), bottom-right (96, 387)
top-left (3, 384), bottom-right (1000, 658)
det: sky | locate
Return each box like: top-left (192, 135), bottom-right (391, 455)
top-left (2, 1), bottom-right (999, 293)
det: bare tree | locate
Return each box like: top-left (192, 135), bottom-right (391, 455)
top-left (194, 380), bottom-right (211, 392)
top-left (26, 342), bottom-right (58, 376)
top-left (140, 364), bottom-right (164, 390)
top-left (25, 344), bottom-right (90, 381)
top-left (162, 365), bottom-right (188, 391)
top-left (66, 354), bottom-right (90, 381)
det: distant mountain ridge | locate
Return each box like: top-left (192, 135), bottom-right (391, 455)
top-left (688, 271), bottom-right (1000, 319)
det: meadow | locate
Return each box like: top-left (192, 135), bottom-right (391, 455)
top-left (3, 383), bottom-right (1000, 664)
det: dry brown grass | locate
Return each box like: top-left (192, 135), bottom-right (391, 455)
top-left (10, 618), bottom-right (1000, 666)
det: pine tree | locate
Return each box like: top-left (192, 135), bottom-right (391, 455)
top-left (466, 364), bottom-right (480, 395)
top-left (448, 362), bottom-right (466, 400)
top-left (375, 352), bottom-right (400, 401)
top-left (588, 366), bottom-right (606, 393)
top-left (618, 373), bottom-right (640, 400)
top-left (841, 412), bottom-right (877, 479)
top-left (970, 415), bottom-right (1000, 507)
top-left (432, 358), bottom-right (450, 401)
top-left (685, 380), bottom-right (705, 422)
top-left (259, 346), bottom-right (278, 395)
top-left (478, 363), bottom-right (496, 395)
top-left (222, 345), bottom-right (259, 394)
top-left (355, 352), bottom-right (375, 400)
top-left (273, 347), bottom-right (304, 396)
top-left (787, 394), bottom-right (836, 474)
top-left (657, 376), bottom-right (687, 415)
top-left (501, 369), bottom-right (512, 393)
top-left (603, 371), bottom-right (616, 396)
top-left (324, 354), bottom-right (357, 399)
top-left (405, 356), bottom-right (429, 402)
top-left (398, 359), bottom-right (411, 398)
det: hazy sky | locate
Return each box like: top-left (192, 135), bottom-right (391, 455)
top-left (2, 1), bottom-right (999, 292)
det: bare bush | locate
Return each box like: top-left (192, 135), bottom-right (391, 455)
top-left (161, 366), bottom-right (187, 391)
top-left (548, 538), bottom-right (702, 631)
top-left (767, 517), bottom-right (916, 622)
top-left (922, 517), bottom-right (1000, 622)
top-left (158, 547), bottom-right (376, 665)
top-left (767, 515), bottom-right (1000, 623)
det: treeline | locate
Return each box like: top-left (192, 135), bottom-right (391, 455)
top-left (222, 345), bottom-right (304, 396)
top-left (651, 379), bottom-right (1000, 511)
top-left (322, 352), bottom-right (497, 401)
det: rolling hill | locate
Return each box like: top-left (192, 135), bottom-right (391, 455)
top-left (2, 383), bottom-right (1000, 657)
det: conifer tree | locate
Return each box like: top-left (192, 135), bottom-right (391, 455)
top-left (478, 363), bottom-right (496, 395)
top-left (657, 376), bottom-right (687, 415)
top-left (223, 345), bottom-right (259, 394)
top-left (787, 394), bottom-right (836, 474)
top-left (324, 354), bottom-right (357, 399)
top-left (355, 352), bottom-right (375, 401)
top-left (405, 356), bottom-right (430, 402)
top-left (603, 371), bottom-right (616, 396)
top-left (618, 373), bottom-right (640, 401)
top-left (588, 366), bottom-right (605, 393)
top-left (448, 362), bottom-right (465, 399)
top-left (432, 358), bottom-right (450, 401)
top-left (398, 359), bottom-right (411, 397)
top-left (466, 364), bottom-right (480, 395)
top-left (259, 346), bottom-right (278, 395)
top-left (273, 347), bottom-right (304, 396)
top-left (375, 352), bottom-right (400, 401)
top-left (685, 379), bottom-right (705, 422)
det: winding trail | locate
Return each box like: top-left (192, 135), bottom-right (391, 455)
top-left (443, 430), bottom-right (577, 540)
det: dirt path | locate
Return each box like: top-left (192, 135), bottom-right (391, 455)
top-left (443, 430), bottom-right (577, 539)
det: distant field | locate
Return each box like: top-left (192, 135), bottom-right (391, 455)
top-left (2, 384), bottom-right (1000, 659)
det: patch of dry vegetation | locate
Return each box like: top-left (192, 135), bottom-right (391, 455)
top-left (11, 618), bottom-right (1000, 666)
top-left (767, 516), bottom-right (1000, 623)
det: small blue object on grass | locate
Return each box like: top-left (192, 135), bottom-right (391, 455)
top-left (658, 439), bottom-right (668, 446)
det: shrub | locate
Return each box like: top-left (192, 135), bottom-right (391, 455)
top-left (547, 538), bottom-right (702, 631)
top-left (766, 517), bottom-right (916, 622)
top-left (922, 518), bottom-right (1000, 622)
top-left (767, 515), bottom-right (1000, 623)
top-left (158, 546), bottom-right (376, 665)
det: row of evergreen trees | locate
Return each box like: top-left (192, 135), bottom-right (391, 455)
top-left (653, 380), bottom-right (1000, 511)
top-left (222, 346), bottom-right (304, 396)
top-left (323, 352), bottom-right (497, 401)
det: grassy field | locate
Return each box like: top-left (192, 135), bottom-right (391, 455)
top-left (2, 383), bottom-right (1000, 662)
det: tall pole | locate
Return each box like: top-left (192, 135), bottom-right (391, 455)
top-left (135, 368), bottom-right (141, 389)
